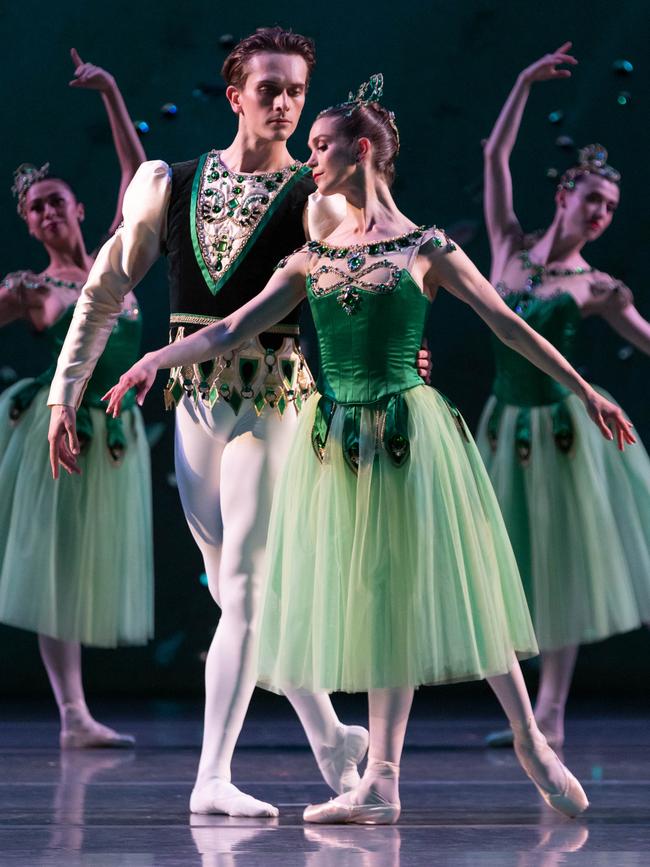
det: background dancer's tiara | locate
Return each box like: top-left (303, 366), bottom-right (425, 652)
top-left (11, 162), bottom-right (51, 219)
top-left (558, 144), bottom-right (620, 191)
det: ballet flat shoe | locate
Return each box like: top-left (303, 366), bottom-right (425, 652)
top-left (303, 799), bottom-right (400, 825)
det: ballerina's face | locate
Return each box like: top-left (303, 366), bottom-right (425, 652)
top-left (226, 52), bottom-right (308, 144)
top-left (24, 179), bottom-right (84, 247)
top-left (558, 174), bottom-right (620, 243)
top-left (307, 115), bottom-right (359, 196)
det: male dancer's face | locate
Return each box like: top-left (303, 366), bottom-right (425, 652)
top-left (226, 52), bottom-right (308, 144)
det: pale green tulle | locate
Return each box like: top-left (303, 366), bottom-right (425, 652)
top-left (0, 381), bottom-right (154, 647)
top-left (257, 385), bottom-right (538, 694)
top-left (476, 389), bottom-right (650, 651)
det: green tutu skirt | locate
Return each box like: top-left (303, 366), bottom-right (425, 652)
top-left (0, 381), bottom-right (154, 647)
top-left (257, 385), bottom-right (538, 694)
top-left (476, 389), bottom-right (650, 651)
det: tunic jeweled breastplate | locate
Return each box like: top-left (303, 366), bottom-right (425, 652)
top-left (165, 151), bottom-right (313, 333)
top-left (163, 151), bottom-right (317, 415)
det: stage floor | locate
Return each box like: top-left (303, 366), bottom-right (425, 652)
top-left (0, 699), bottom-right (648, 865)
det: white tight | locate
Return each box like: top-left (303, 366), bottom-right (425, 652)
top-left (38, 635), bottom-right (85, 709)
top-left (361, 657), bottom-right (539, 768)
top-left (174, 396), bottom-right (341, 786)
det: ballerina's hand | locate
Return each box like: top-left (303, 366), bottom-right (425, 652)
top-left (584, 389), bottom-right (636, 451)
top-left (102, 354), bottom-right (157, 418)
top-left (416, 340), bottom-right (433, 384)
top-left (69, 48), bottom-right (115, 92)
top-left (521, 42), bottom-right (578, 84)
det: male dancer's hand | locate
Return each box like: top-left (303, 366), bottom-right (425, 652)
top-left (417, 340), bottom-right (433, 384)
top-left (49, 406), bottom-right (81, 479)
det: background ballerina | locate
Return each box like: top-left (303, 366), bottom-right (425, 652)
top-left (478, 43), bottom-right (650, 749)
top-left (0, 49), bottom-right (151, 748)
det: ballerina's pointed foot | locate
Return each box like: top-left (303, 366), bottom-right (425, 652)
top-left (316, 724), bottom-right (370, 793)
top-left (304, 758), bottom-right (400, 824)
top-left (190, 779), bottom-right (279, 818)
top-left (513, 723), bottom-right (588, 818)
top-left (60, 725), bottom-right (135, 749)
top-left (303, 798), bottom-right (400, 825)
top-left (59, 703), bottom-right (135, 749)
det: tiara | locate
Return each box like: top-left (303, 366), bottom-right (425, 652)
top-left (558, 144), bottom-right (620, 191)
top-left (317, 73), bottom-right (400, 155)
top-left (11, 162), bottom-right (50, 219)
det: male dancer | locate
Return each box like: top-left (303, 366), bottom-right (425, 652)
top-left (48, 28), bottom-right (429, 817)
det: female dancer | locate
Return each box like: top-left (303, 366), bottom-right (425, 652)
top-left (479, 44), bottom-right (650, 749)
top-left (0, 50), bottom-right (151, 747)
top-left (104, 76), bottom-right (633, 821)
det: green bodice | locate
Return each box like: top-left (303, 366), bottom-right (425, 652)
top-left (308, 269), bottom-right (429, 406)
top-left (9, 305), bottom-right (142, 459)
top-left (489, 290), bottom-right (582, 463)
top-left (492, 291), bottom-right (581, 406)
top-left (283, 224), bottom-right (459, 473)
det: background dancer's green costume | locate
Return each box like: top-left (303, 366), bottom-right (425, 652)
top-left (0, 302), bottom-right (153, 647)
top-left (476, 281), bottom-right (650, 651)
top-left (257, 228), bottom-right (538, 693)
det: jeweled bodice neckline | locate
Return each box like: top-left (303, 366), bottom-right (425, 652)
top-left (305, 224), bottom-right (449, 256)
top-left (301, 225), bottom-right (455, 316)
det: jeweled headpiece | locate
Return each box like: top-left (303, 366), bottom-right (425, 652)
top-left (317, 73), bottom-right (400, 155)
top-left (11, 162), bottom-right (50, 219)
top-left (558, 144), bottom-right (620, 192)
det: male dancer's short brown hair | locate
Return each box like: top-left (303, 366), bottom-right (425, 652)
top-left (221, 26), bottom-right (316, 89)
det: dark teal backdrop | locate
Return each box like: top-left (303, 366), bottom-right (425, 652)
top-left (1, 0), bottom-right (648, 696)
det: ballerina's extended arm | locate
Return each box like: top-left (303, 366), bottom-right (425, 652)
top-left (483, 42), bottom-right (577, 279)
top-left (103, 252), bottom-right (309, 416)
top-left (69, 48), bottom-right (146, 233)
top-left (423, 240), bottom-right (635, 451)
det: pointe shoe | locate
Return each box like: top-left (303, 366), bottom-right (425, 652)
top-left (303, 798), bottom-right (400, 825)
top-left (514, 729), bottom-right (588, 818)
top-left (60, 725), bottom-right (135, 749)
top-left (59, 702), bottom-right (135, 749)
top-left (316, 725), bottom-right (370, 793)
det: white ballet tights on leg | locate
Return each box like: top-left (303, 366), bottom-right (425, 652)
top-left (38, 635), bottom-right (134, 749)
top-left (487, 657), bottom-right (588, 817)
top-left (175, 397), bottom-right (366, 817)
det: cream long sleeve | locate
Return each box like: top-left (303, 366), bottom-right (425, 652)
top-left (47, 160), bottom-right (171, 408)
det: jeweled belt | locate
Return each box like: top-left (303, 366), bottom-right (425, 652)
top-left (163, 324), bottom-right (315, 416)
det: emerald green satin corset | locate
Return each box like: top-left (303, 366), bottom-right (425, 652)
top-left (492, 291), bottom-right (581, 406)
top-left (307, 269), bottom-right (429, 405)
top-left (9, 304), bottom-right (142, 456)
